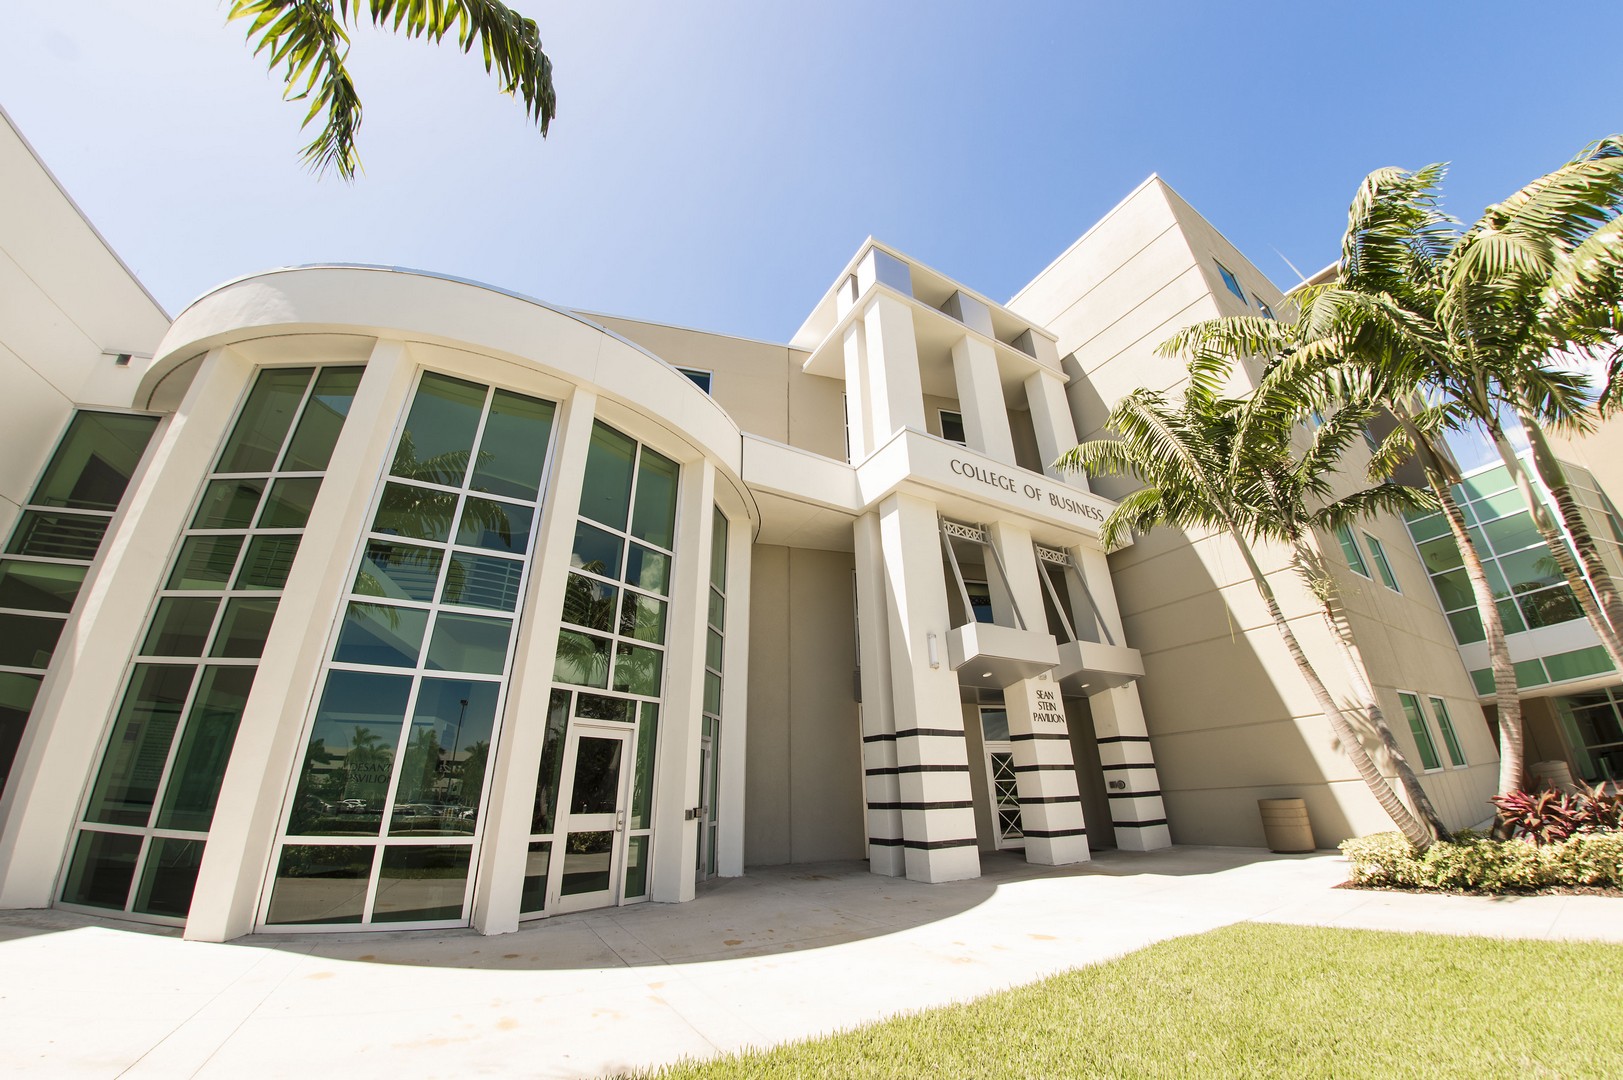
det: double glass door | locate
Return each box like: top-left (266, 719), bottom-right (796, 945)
top-left (980, 707), bottom-right (1023, 850)
top-left (551, 722), bottom-right (634, 913)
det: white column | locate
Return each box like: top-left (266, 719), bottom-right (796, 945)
top-left (841, 323), bottom-right (872, 462)
top-left (650, 459), bottom-right (717, 902)
top-left (1072, 543), bottom-right (1124, 644)
top-left (185, 341), bottom-right (418, 941)
top-left (469, 387), bottom-right (598, 934)
top-left (1026, 369), bottom-right (1088, 488)
top-left (852, 511), bottom-right (903, 876)
top-left (989, 522), bottom-right (1088, 865)
top-left (1087, 684), bottom-right (1171, 851)
top-left (950, 337), bottom-right (1016, 464)
top-left (0, 348), bottom-right (250, 909)
top-left (862, 293), bottom-right (927, 443)
top-left (878, 493), bottom-right (979, 883)
top-left (715, 507), bottom-right (751, 878)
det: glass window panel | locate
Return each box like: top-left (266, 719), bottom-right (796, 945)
top-left (572, 521), bottom-right (623, 577)
top-left (622, 592), bottom-right (667, 644)
top-left (1518, 586), bottom-right (1582, 629)
top-left (1481, 513), bottom-right (1542, 556)
top-left (1460, 467), bottom-right (1511, 502)
top-left (706, 629), bottom-right (723, 671)
top-left (625, 544), bottom-right (669, 595)
top-left (458, 497), bottom-right (533, 555)
top-left (1399, 692), bottom-right (1440, 770)
top-left (1334, 523), bottom-right (1368, 576)
top-left (6, 510), bottom-right (108, 560)
top-left (623, 834), bottom-right (650, 900)
top-left (131, 836), bottom-right (205, 918)
top-left (60, 830), bottom-right (143, 910)
top-left (374, 845), bottom-right (470, 922)
top-left (286, 670), bottom-right (410, 836)
top-left (1476, 489), bottom-right (1527, 521)
top-left (1417, 536), bottom-right (1463, 574)
top-left (560, 831), bottom-right (614, 896)
top-left (569, 736), bottom-right (624, 815)
top-left (0, 559), bottom-right (84, 613)
top-left (1364, 533), bottom-right (1399, 591)
top-left (217, 368), bottom-right (314, 473)
top-left (579, 422), bottom-right (637, 530)
top-left (708, 588), bottom-right (724, 628)
top-left (84, 665), bottom-right (195, 826)
top-left (266, 844), bottom-right (374, 925)
top-left (1545, 646), bottom-right (1613, 684)
top-left (355, 541), bottom-right (443, 603)
top-left (373, 482), bottom-right (457, 543)
top-left (192, 479), bottom-right (265, 529)
top-left (530, 690), bottom-right (570, 834)
top-left (210, 598), bottom-right (278, 658)
top-left (167, 536), bottom-right (244, 591)
top-left (1471, 668), bottom-right (1495, 696)
top-left (710, 508), bottom-right (728, 591)
top-left (392, 373), bottom-right (486, 487)
top-left (1406, 514), bottom-right (1449, 543)
top-left (630, 448), bottom-right (678, 549)
top-left (29, 412), bottom-right (158, 511)
top-left (156, 666), bottom-right (256, 831)
top-left (141, 597), bottom-right (220, 657)
top-left (1499, 548), bottom-right (1563, 594)
top-left (0, 672), bottom-right (44, 797)
top-left (279, 367), bottom-right (363, 472)
top-left (554, 630), bottom-right (610, 688)
top-left (235, 535), bottom-right (302, 591)
top-left (576, 694), bottom-right (631, 722)
top-left (1515, 658), bottom-right (1548, 688)
top-left (256, 477), bottom-right (324, 529)
top-left (1447, 608), bottom-right (1485, 645)
top-left (425, 612), bottom-right (511, 675)
top-left (332, 602), bottom-right (427, 668)
top-left (470, 390), bottom-right (555, 501)
top-left (441, 552), bottom-right (522, 611)
top-left (1498, 597), bottom-right (1528, 635)
top-left (390, 678), bottom-right (499, 834)
top-left (520, 841), bottom-right (551, 914)
top-left (613, 643), bottom-right (663, 696)
top-left (1428, 697), bottom-right (1466, 767)
top-left (631, 704), bottom-right (657, 829)
top-left (1432, 568), bottom-right (1474, 611)
top-left (703, 671), bottom-right (721, 715)
top-left (563, 573), bottom-right (618, 632)
top-left (980, 708), bottom-right (1010, 742)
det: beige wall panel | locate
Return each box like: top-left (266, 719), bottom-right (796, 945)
top-left (1007, 407), bottom-right (1043, 472)
top-left (786, 368), bottom-right (847, 461)
top-left (0, 346), bottom-right (73, 520)
top-left (744, 545), bottom-right (792, 864)
top-left (922, 394), bottom-right (961, 441)
top-left (1044, 232), bottom-right (1207, 360)
top-left (1545, 422), bottom-right (1623, 505)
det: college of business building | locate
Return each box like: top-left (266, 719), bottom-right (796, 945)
top-left (3, 107), bottom-right (1621, 941)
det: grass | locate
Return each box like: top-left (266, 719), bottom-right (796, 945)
top-left (635, 923), bottom-right (1623, 1079)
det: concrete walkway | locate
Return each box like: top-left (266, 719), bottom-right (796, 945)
top-left (2, 846), bottom-right (1619, 1078)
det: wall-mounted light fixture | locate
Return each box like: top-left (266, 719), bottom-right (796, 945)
top-left (927, 631), bottom-right (939, 669)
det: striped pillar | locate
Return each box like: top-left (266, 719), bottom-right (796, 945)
top-left (1004, 675), bottom-right (1090, 864)
top-left (1088, 684), bottom-right (1171, 850)
top-left (853, 511), bottom-right (903, 875)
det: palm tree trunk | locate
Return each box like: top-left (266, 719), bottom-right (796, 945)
top-left (1291, 542), bottom-right (1451, 841)
top-left (1228, 529), bottom-right (1435, 850)
top-left (1487, 426), bottom-right (1623, 673)
top-left (1521, 417), bottom-right (1623, 648)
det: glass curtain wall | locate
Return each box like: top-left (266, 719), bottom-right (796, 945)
top-left (700, 507), bottom-right (727, 880)
top-left (264, 373), bottom-right (556, 928)
top-left (60, 367), bottom-right (362, 920)
top-left (522, 421), bottom-right (676, 915)
top-left (0, 411), bottom-right (159, 800)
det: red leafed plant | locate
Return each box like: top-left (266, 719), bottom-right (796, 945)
top-left (1491, 781), bottom-right (1622, 844)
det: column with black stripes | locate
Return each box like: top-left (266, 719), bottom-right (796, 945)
top-left (853, 511), bottom-right (904, 874)
top-left (1088, 685), bottom-right (1171, 850)
top-left (1004, 673), bottom-right (1090, 864)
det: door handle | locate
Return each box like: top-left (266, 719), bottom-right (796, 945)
top-left (615, 810), bottom-right (625, 833)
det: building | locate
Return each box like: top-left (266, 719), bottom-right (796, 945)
top-left (1, 111), bottom-right (1617, 942)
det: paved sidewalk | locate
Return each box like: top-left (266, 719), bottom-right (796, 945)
top-left (2, 846), bottom-right (1618, 1078)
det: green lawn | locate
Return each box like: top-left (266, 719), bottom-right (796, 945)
top-left (635, 923), bottom-right (1623, 1079)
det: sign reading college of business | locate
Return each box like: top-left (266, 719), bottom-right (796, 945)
top-left (946, 456), bottom-right (1109, 526)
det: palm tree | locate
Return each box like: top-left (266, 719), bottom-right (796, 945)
top-left (1056, 358), bottom-right (1445, 849)
top-left (228, 0), bottom-right (557, 179)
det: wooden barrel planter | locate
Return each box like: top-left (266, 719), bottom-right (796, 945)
top-left (1257, 797), bottom-right (1315, 853)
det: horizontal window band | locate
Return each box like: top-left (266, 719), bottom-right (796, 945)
top-left (867, 836), bottom-right (905, 847)
top-left (1022, 827), bottom-right (1088, 839)
top-left (1013, 763), bottom-right (1076, 772)
top-left (1096, 735), bottom-right (1152, 744)
top-left (894, 764), bottom-right (972, 774)
top-left (869, 801), bottom-right (975, 812)
top-left (894, 727), bottom-right (965, 739)
top-left (865, 767), bottom-right (900, 776)
top-left (900, 837), bottom-right (978, 851)
top-left (1114, 818), bottom-right (1170, 828)
top-left (1107, 789), bottom-right (1163, 800)
top-left (1011, 732), bottom-right (1071, 742)
top-left (1020, 795), bottom-right (1082, 805)
top-left (861, 733), bottom-right (897, 743)
top-left (1100, 762), bottom-right (1155, 772)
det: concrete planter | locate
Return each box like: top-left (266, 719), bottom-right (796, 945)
top-left (1258, 798), bottom-right (1315, 853)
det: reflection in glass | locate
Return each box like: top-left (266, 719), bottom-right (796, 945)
top-left (631, 704), bottom-right (658, 829)
top-left (469, 390), bottom-right (555, 501)
top-left (235, 535), bottom-right (302, 590)
top-left (355, 541), bottom-right (443, 603)
top-left (286, 671), bottom-right (410, 835)
top-left (531, 690), bottom-right (570, 834)
top-left (0, 673), bottom-right (44, 796)
top-left (980, 708), bottom-right (1010, 742)
top-left (570, 737), bottom-right (623, 814)
top-left (458, 498), bottom-right (532, 555)
top-left (624, 544), bottom-right (669, 595)
top-left (704, 671), bottom-right (721, 715)
top-left (0, 559), bottom-right (86, 613)
top-left (520, 841), bottom-right (551, 914)
top-left (84, 664), bottom-right (195, 826)
top-left (143, 597), bottom-right (219, 657)
top-left (29, 411), bottom-right (158, 511)
top-left (156, 666), bottom-right (257, 831)
top-left (577, 694), bottom-right (631, 722)
top-left (256, 476), bottom-right (324, 528)
top-left (443, 552), bottom-right (523, 611)
top-left (560, 831), bottom-right (614, 896)
top-left (579, 422), bottom-right (636, 530)
top-left (210, 598), bottom-right (278, 658)
top-left (332, 602), bottom-right (427, 668)
top-left (572, 521), bottom-right (623, 577)
top-left (266, 845), bottom-right (373, 924)
top-left (390, 678), bottom-right (498, 835)
top-left (425, 612), bottom-right (511, 675)
top-left (613, 643), bottom-right (662, 696)
top-left (167, 536), bottom-right (244, 590)
top-left (60, 830), bottom-right (143, 909)
top-left (373, 845), bottom-right (471, 922)
top-left (554, 630), bottom-right (611, 688)
top-left (630, 448), bottom-right (679, 549)
top-left (392, 372), bottom-right (486, 486)
top-left (7, 511), bottom-right (110, 560)
top-left (193, 479), bottom-right (265, 529)
top-left (132, 837), bottom-right (205, 918)
top-left (623, 835), bottom-right (650, 899)
top-left (563, 573), bottom-right (618, 632)
top-left (710, 509), bottom-right (729, 590)
top-left (0, 613), bottom-right (66, 668)
top-left (621, 592), bottom-right (666, 644)
top-left (373, 482), bottom-right (458, 543)
top-left (216, 368), bottom-right (314, 474)
top-left (279, 367), bottom-right (363, 472)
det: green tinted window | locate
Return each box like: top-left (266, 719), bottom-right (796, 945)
top-left (0, 559), bottom-right (86, 613)
top-left (280, 367), bottom-right (363, 472)
top-left (1333, 523), bottom-right (1368, 577)
top-left (217, 368), bottom-right (314, 473)
top-left (1428, 697), bottom-right (1466, 767)
top-left (1399, 692), bottom-right (1440, 770)
top-left (30, 412), bottom-right (159, 511)
top-left (470, 390), bottom-right (555, 501)
top-left (579, 422), bottom-right (636, 530)
top-left (392, 373), bottom-right (486, 486)
top-left (83, 665), bottom-right (196, 826)
top-left (630, 448), bottom-right (678, 549)
top-left (156, 666), bottom-right (257, 831)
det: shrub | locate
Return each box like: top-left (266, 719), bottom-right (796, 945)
top-left (1339, 831), bottom-right (1623, 892)
top-left (1490, 781), bottom-right (1623, 843)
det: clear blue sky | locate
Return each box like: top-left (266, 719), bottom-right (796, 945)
top-left (3, 2), bottom-right (1618, 342)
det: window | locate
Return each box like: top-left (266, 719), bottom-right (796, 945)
top-left (1398, 692), bottom-right (1441, 771)
top-left (1364, 531), bottom-right (1400, 592)
top-left (1333, 523), bottom-right (1369, 577)
top-left (676, 368), bottom-right (712, 395)
top-left (1214, 260), bottom-right (1247, 304)
top-left (939, 410), bottom-right (966, 446)
top-left (1253, 295), bottom-right (1275, 319)
top-left (1428, 696), bottom-right (1466, 767)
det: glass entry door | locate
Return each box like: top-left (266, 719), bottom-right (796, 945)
top-left (552, 722), bottom-right (634, 913)
top-left (696, 734), bottom-right (715, 884)
top-left (980, 707), bottom-right (1023, 850)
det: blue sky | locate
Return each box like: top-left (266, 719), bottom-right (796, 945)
top-left (3, 2), bottom-right (1618, 342)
